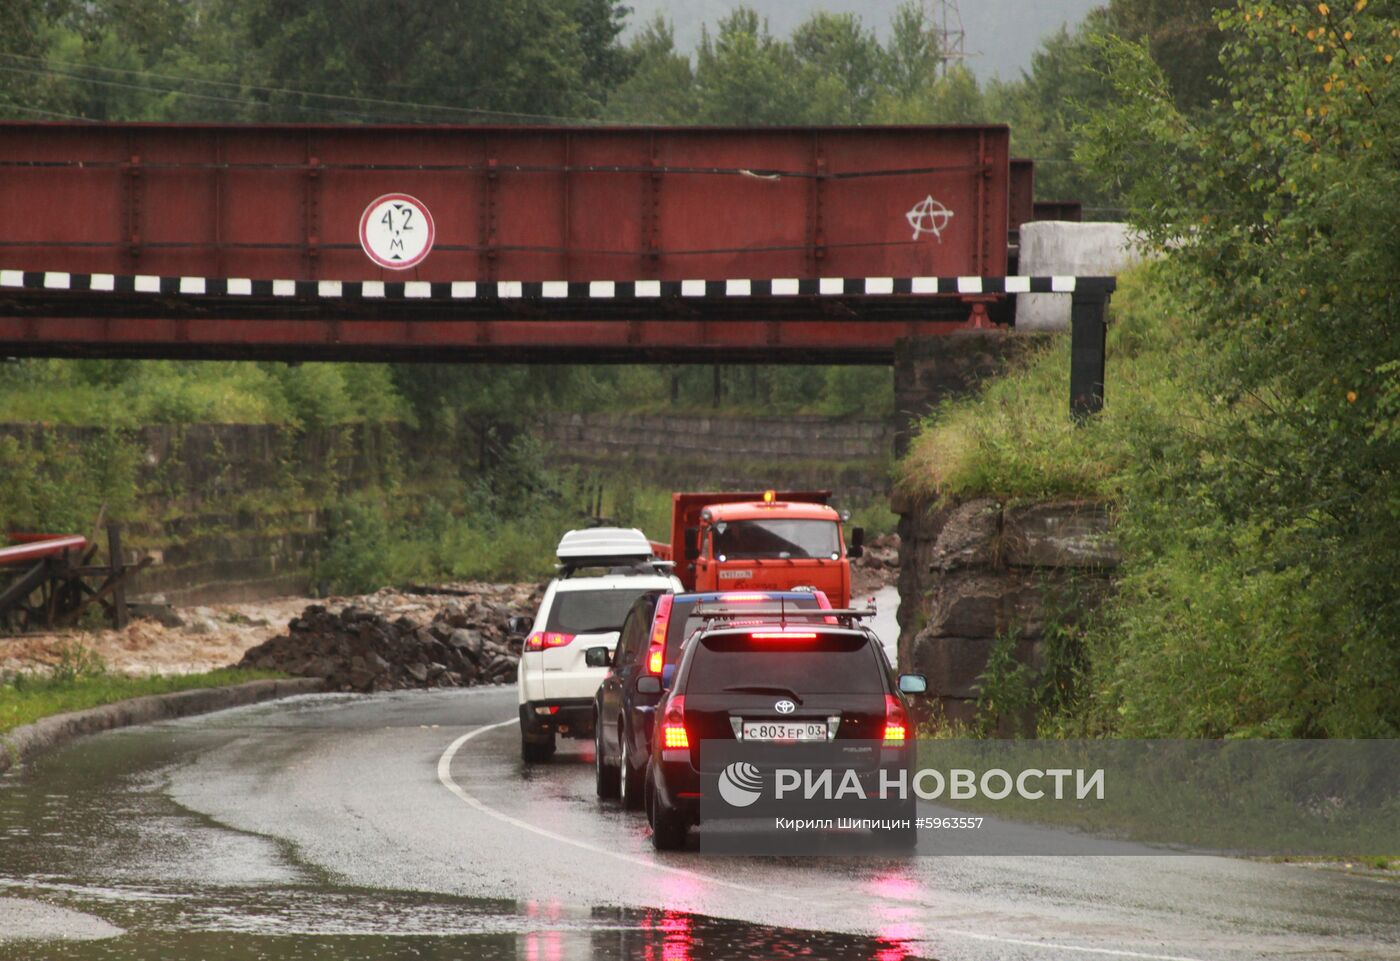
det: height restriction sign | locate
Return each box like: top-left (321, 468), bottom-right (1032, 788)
top-left (359, 193), bottom-right (435, 269)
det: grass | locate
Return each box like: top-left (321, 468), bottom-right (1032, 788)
top-left (0, 653), bottom-right (284, 735)
top-left (896, 262), bottom-right (1204, 504)
top-left (0, 359), bottom-right (408, 427)
top-left (896, 261), bottom-right (1398, 740)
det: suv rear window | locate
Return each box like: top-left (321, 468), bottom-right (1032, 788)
top-left (686, 632), bottom-right (883, 694)
top-left (666, 597), bottom-right (823, 660)
top-left (547, 588), bottom-right (655, 635)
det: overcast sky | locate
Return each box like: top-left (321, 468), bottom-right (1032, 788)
top-left (623, 0), bottom-right (1102, 81)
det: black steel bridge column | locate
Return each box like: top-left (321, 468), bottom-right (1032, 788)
top-left (1069, 278), bottom-right (1115, 420)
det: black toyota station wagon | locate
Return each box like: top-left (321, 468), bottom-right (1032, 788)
top-left (594, 590), bottom-right (833, 809)
top-left (643, 608), bottom-right (926, 850)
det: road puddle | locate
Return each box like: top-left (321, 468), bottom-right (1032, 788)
top-left (3, 892), bottom-right (923, 960)
top-left (1, 727), bottom-right (927, 960)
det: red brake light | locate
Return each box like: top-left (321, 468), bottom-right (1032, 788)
top-left (662, 695), bottom-right (689, 749)
top-left (718, 592), bottom-right (768, 602)
top-left (750, 631), bottom-right (818, 640)
top-left (646, 597), bottom-right (673, 674)
top-left (524, 631), bottom-right (574, 651)
top-left (882, 695), bottom-right (908, 744)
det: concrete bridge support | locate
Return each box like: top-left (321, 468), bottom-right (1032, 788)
top-left (892, 330), bottom-right (1050, 456)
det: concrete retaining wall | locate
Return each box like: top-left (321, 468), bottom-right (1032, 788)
top-left (1016, 221), bottom-right (1146, 330)
top-left (538, 412), bottom-right (894, 501)
top-left (892, 331), bottom-right (1050, 453)
top-left (0, 677), bottom-right (324, 774)
top-left (895, 496), bottom-right (1119, 728)
top-left (3, 411), bottom-right (897, 606)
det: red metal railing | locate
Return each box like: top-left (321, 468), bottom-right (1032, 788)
top-left (0, 533), bottom-right (88, 567)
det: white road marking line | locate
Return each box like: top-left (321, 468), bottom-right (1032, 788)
top-left (437, 720), bottom-right (781, 896)
top-left (438, 721), bottom-right (1214, 961)
top-left (944, 930), bottom-right (1213, 961)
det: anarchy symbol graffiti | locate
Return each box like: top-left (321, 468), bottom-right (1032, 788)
top-left (905, 195), bottom-right (954, 242)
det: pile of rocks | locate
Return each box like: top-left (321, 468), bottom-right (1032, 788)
top-left (236, 583), bottom-right (542, 692)
top-left (852, 532), bottom-right (900, 593)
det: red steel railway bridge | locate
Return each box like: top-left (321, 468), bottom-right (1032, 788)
top-left (0, 122), bottom-right (1111, 415)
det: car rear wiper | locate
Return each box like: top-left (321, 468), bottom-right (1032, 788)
top-left (721, 685), bottom-right (803, 703)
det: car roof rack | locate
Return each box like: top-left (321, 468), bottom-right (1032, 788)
top-left (691, 602), bottom-right (877, 628)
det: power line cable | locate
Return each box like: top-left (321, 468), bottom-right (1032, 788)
top-left (0, 52), bottom-right (605, 125)
top-left (0, 96), bottom-right (93, 121)
top-left (0, 64), bottom-right (424, 123)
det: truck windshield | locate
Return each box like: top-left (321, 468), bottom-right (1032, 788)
top-left (546, 589), bottom-right (653, 635)
top-left (712, 519), bottom-right (840, 560)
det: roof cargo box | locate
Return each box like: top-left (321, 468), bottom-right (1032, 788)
top-left (555, 527), bottom-right (656, 573)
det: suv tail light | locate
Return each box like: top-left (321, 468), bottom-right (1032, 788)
top-left (524, 631), bottom-right (574, 651)
top-left (750, 631), bottom-right (817, 640)
top-left (661, 695), bottom-right (689, 750)
top-left (882, 695), bottom-right (908, 744)
top-left (646, 596), bottom-right (673, 674)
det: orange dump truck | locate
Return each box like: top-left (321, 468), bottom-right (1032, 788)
top-left (650, 491), bottom-right (864, 608)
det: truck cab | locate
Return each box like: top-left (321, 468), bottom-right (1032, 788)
top-left (658, 491), bottom-right (861, 608)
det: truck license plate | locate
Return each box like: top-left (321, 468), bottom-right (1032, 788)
top-left (741, 721), bottom-right (828, 741)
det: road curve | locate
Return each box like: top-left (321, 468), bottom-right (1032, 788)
top-left (149, 686), bottom-right (1398, 961)
top-left (1, 644), bottom-right (1396, 961)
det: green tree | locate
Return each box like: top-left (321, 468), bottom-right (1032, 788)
top-left (880, 0), bottom-right (945, 100)
top-left (790, 12), bottom-right (885, 123)
top-left (606, 16), bottom-right (698, 122)
top-left (693, 8), bottom-right (803, 124)
top-left (1103, 0), bottom-right (1235, 110)
top-left (983, 15), bottom-right (1119, 206)
top-left (204, 0), bottom-right (631, 122)
top-left (1076, 0), bottom-right (1400, 736)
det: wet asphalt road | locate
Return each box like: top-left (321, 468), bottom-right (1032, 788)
top-left (1, 589), bottom-right (1397, 960)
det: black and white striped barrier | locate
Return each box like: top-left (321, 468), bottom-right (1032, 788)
top-left (1, 269), bottom-right (1111, 301)
top-left (1, 268), bottom-right (1114, 418)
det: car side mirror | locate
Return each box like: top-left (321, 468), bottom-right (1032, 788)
top-left (506, 615), bottom-right (532, 636)
top-left (585, 646), bottom-right (612, 668)
top-left (848, 526), bottom-right (866, 559)
top-left (636, 675), bottom-right (662, 694)
top-left (897, 673), bottom-right (928, 695)
top-left (684, 526), bottom-right (700, 561)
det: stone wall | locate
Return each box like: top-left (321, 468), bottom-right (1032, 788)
top-left (895, 496), bottom-right (1119, 727)
top-left (111, 423), bottom-right (415, 605)
top-left (893, 331), bottom-right (1049, 454)
top-left (4, 409), bottom-right (899, 606)
top-left (537, 411), bottom-right (894, 502)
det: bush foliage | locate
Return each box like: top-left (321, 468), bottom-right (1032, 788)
top-left (902, 2), bottom-right (1399, 738)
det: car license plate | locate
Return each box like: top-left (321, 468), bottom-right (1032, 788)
top-left (741, 721), bottom-right (828, 741)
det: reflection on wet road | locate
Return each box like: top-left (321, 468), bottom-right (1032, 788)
top-left (0, 689), bottom-right (923, 960)
top-left (2, 667), bottom-right (1397, 960)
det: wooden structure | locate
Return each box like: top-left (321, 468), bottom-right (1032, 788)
top-left (0, 525), bottom-right (150, 633)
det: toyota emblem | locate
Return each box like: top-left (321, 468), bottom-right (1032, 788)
top-left (774, 699), bottom-right (796, 715)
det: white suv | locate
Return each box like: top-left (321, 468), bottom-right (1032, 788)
top-left (517, 528), bottom-right (681, 762)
